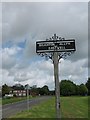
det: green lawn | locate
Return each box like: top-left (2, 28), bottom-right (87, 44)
top-left (2, 96), bottom-right (33, 105)
top-left (61, 96), bottom-right (88, 118)
top-left (10, 96), bottom-right (88, 118)
top-left (0, 99), bottom-right (2, 104)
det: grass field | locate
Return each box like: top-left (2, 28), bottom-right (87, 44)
top-left (10, 96), bottom-right (88, 118)
top-left (2, 96), bottom-right (33, 105)
top-left (0, 99), bottom-right (2, 104)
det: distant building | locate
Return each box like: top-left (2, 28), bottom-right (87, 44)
top-left (8, 84), bottom-right (38, 97)
top-left (10, 90), bottom-right (27, 97)
top-left (5, 94), bottom-right (13, 98)
top-left (0, 86), bottom-right (2, 98)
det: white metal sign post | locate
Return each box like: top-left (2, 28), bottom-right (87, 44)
top-left (53, 52), bottom-right (60, 118)
top-left (36, 34), bottom-right (76, 118)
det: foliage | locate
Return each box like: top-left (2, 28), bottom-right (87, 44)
top-left (60, 80), bottom-right (76, 96)
top-left (2, 96), bottom-right (27, 105)
top-left (12, 84), bottom-right (24, 90)
top-left (2, 84), bottom-right (11, 96)
top-left (2, 79), bottom-right (89, 97)
top-left (30, 86), bottom-right (39, 96)
top-left (79, 84), bottom-right (88, 96)
top-left (38, 85), bottom-right (50, 95)
top-left (60, 80), bottom-right (88, 96)
top-left (86, 77), bottom-right (90, 95)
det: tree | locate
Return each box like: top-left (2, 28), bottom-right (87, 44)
top-left (86, 78), bottom-right (90, 95)
top-left (42, 85), bottom-right (49, 95)
top-left (12, 84), bottom-right (24, 90)
top-left (38, 85), bottom-right (49, 95)
top-left (30, 86), bottom-right (39, 96)
top-left (79, 84), bottom-right (88, 96)
top-left (49, 90), bottom-right (55, 95)
top-left (75, 85), bottom-right (80, 95)
top-left (60, 80), bottom-right (76, 96)
top-left (2, 84), bottom-right (11, 96)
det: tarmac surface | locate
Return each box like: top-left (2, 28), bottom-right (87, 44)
top-left (0, 105), bottom-right (2, 120)
top-left (2, 96), bottom-right (52, 118)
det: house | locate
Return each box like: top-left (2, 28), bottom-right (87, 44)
top-left (5, 94), bottom-right (13, 98)
top-left (0, 86), bottom-right (2, 98)
top-left (10, 90), bottom-right (27, 97)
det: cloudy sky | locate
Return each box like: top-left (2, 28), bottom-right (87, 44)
top-left (0, 1), bottom-right (88, 90)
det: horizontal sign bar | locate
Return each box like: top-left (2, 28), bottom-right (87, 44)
top-left (36, 40), bottom-right (76, 53)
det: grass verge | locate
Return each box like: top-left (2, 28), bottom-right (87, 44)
top-left (2, 96), bottom-right (34, 105)
top-left (0, 98), bottom-right (2, 104)
top-left (10, 96), bottom-right (88, 118)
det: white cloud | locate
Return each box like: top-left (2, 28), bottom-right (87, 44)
top-left (1, 46), bottom-right (22, 69)
top-left (0, 3), bottom-right (2, 46)
top-left (0, 69), bottom-right (2, 86)
top-left (2, 47), bottom-right (21, 55)
top-left (1, 58), bottom-right (87, 90)
top-left (2, 69), bottom-right (14, 85)
top-left (2, 2), bottom-right (88, 61)
top-left (1, 2), bottom-right (88, 90)
top-left (1, 0), bottom-right (89, 2)
top-left (60, 59), bottom-right (88, 84)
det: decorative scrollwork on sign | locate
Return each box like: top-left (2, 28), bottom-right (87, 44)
top-left (36, 34), bottom-right (76, 119)
top-left (46, 34), bottom-right (65, 41)
top-left (36, 34), bottom-right (76, 62)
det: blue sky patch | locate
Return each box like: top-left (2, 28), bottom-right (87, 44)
top-left (17, 40), bottom-right (26, 48)
top-left (2, 40), bottom-right (14, 48)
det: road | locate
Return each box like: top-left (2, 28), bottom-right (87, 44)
top-left (0, 105), bottom-right (2, 120)
top-left (2, 96), bottom-right (52, 118)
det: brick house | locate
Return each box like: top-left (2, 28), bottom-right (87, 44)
top-left (10, 90), bottom-right (27, 97)
top-left (0, 86), bottom-right (2, 98)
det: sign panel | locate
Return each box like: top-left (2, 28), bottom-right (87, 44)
top-left (36, 40), bottom-right (76, 53)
